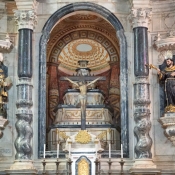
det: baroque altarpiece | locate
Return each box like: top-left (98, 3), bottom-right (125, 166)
top-left (0, 0), bottom-right (175, 175)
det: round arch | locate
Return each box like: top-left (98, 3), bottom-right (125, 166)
top-left (38, 2), bottom-right (129, 158)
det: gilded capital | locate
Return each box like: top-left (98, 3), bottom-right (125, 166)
top-left (14, 10), bottom-right (37, 30)
top-left (129, 8), bottom-right (152, 28)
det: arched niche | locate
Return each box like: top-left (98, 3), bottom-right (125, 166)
top-left (38, 2), bottom-right (128, 158)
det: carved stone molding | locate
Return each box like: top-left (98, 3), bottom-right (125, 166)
top-left (0, 34), bottom-right (13, 53)
top-left (14, 10), bottom-right (37, 30)
top-left (15, 0), bottom-right (38, 11)
top-left (159, 113), bottom-right (175, 146)
top-left (135, 76), bottom-right (149, 84)
top-left (15, 78), bottom-right (33, 160)
top-left (134, 76), bottom-right (152, 158)
top-left (129, 8), bottom-right (152, 28)
top-left (0, 116), bottom-right (8, 138)
top-left (154, 32), bottom-right (175, 53)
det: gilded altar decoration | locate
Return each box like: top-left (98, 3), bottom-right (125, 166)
top-left (78, 158), bottom-right (89, 175)
top-left (75, 130), bottom-right (91, 144)
top-left (165, 104), bottom-right (175, 113)
top-left (58, 130), bottom-right (70, 140)
top-left (96, 130), bottom-right (107, 140)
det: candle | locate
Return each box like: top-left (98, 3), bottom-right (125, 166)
top-left (57, 143), bottom-right (59, 159)
top-left (68, 142), bottom-right (71, 158)
top-left (56, 129), bottom-right (59, 143)
top-left (121, 143), bottom-right (123, 158)
top-left (43, 144), bottom-right (46, 159)
top-left (109, 142), bottom-right (111, 159)
top-left (95, 142), bottom-right (97, 158)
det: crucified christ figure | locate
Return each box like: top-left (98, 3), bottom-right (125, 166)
top-left (64, 77), bottom-right (101, 130)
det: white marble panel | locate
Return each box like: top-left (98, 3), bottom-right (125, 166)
top-left (0, 16), bottom-right (7, 32)
top-left (42, 3), bottom-right (58, 15)
top-left (154, 120), bottom-right (175, 156)
top-left (0, 125), bottom-right (13, 158)
top-left (152, 17), bottom-right (161, 31)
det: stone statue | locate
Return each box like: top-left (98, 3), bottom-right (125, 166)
top-left (64, 77), bottom-right (101, 108)
top-left (64, 77), bottom-right (101, 129)
top-left (157, 58), bottom-right (175, 112)
top-left (0, 62), bottom-right (12, 118)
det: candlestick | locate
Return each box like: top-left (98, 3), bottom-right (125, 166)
top-left (57, 143), bottom-right (59, 159)
top-left (107, 158), bottom-right (112, 175)
top-left (119, 158), bottom-right (125, 175)
top-left (109, 142), bottom-right (111, 159)
top-left (55, 158), bottom-right (60, 175)
top-left (67, 158), bottom-right (72, 175)
top-left (121, 144), bottom-right (123, 158)
top-left (42, 159), bottom-right (46, 175)
top-left (43, 144), bottom-right (46, 159)
top-left (94, 158), bottom-right (100, 175)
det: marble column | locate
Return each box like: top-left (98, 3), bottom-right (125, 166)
top-left (131, 8), bottom-right (153, 159)
top-left (9, 9), bottom-right (37, 171)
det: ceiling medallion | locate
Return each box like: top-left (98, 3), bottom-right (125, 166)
top-left (76, 43), bottom-right (92, 52)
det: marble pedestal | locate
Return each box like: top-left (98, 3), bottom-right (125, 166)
top-left (129, 159), bottom-right (160, 175)
top-left (6, 160), bottom-right (37, 175)
top-left (48, 127), bottom-right (119, 152)
top-left (159, 113), bottom-right (175, 146)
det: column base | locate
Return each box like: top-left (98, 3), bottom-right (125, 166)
top-left (129, 159), bottom-right (160, 175)
top-left (6, 160), bottom-right (37, 175)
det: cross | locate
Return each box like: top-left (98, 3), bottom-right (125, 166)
top-left (60, 61), bottom-right (106, 130)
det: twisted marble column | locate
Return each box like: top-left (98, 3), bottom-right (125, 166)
top-left (131, 8), bottom-right (152, 159)
top-left (14, 10), bottom-right (37, 160)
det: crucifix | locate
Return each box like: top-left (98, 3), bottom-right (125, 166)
top-left (60, 60), bottom-right (106, 130)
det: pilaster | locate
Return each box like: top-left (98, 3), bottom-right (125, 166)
top-left (47, 62), bottom-right (59, 129)
top-left (0, 2), bottom-right (5, 20)
top-left (8, 0), bottom-right (38, 173)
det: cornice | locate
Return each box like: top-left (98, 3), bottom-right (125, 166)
top-left (154, 32), bottom-right (175, 52)
top-left (151, 1), bottom-right (175, 13)
top-left (130, 0), bottom-right (151, 9)
top-left (15, 0), bottom-right (38, 11)
top-left (0, 34), bottom-right (13, 53)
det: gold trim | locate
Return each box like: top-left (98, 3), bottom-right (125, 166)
top-left (165, 104), bottom-right (175, 113)
top-left (78, 158), bottom-right (89, 175)
top-left (75, 130), bottom-right (91, 144)
top-left (58, 130), bottom-right (70, 140)
top-left (165, 65), bottom-right (175, 72)
top-left (96, 130), bottom-right (107, 140)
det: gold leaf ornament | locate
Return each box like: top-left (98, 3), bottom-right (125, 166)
top-left (75, 130), bottom-right (91, 144)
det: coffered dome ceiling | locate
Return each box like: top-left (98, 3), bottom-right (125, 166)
top-left (47, 11), bottom-right (119, 74)
top-left (58, 39), bottom-right (110, 72)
